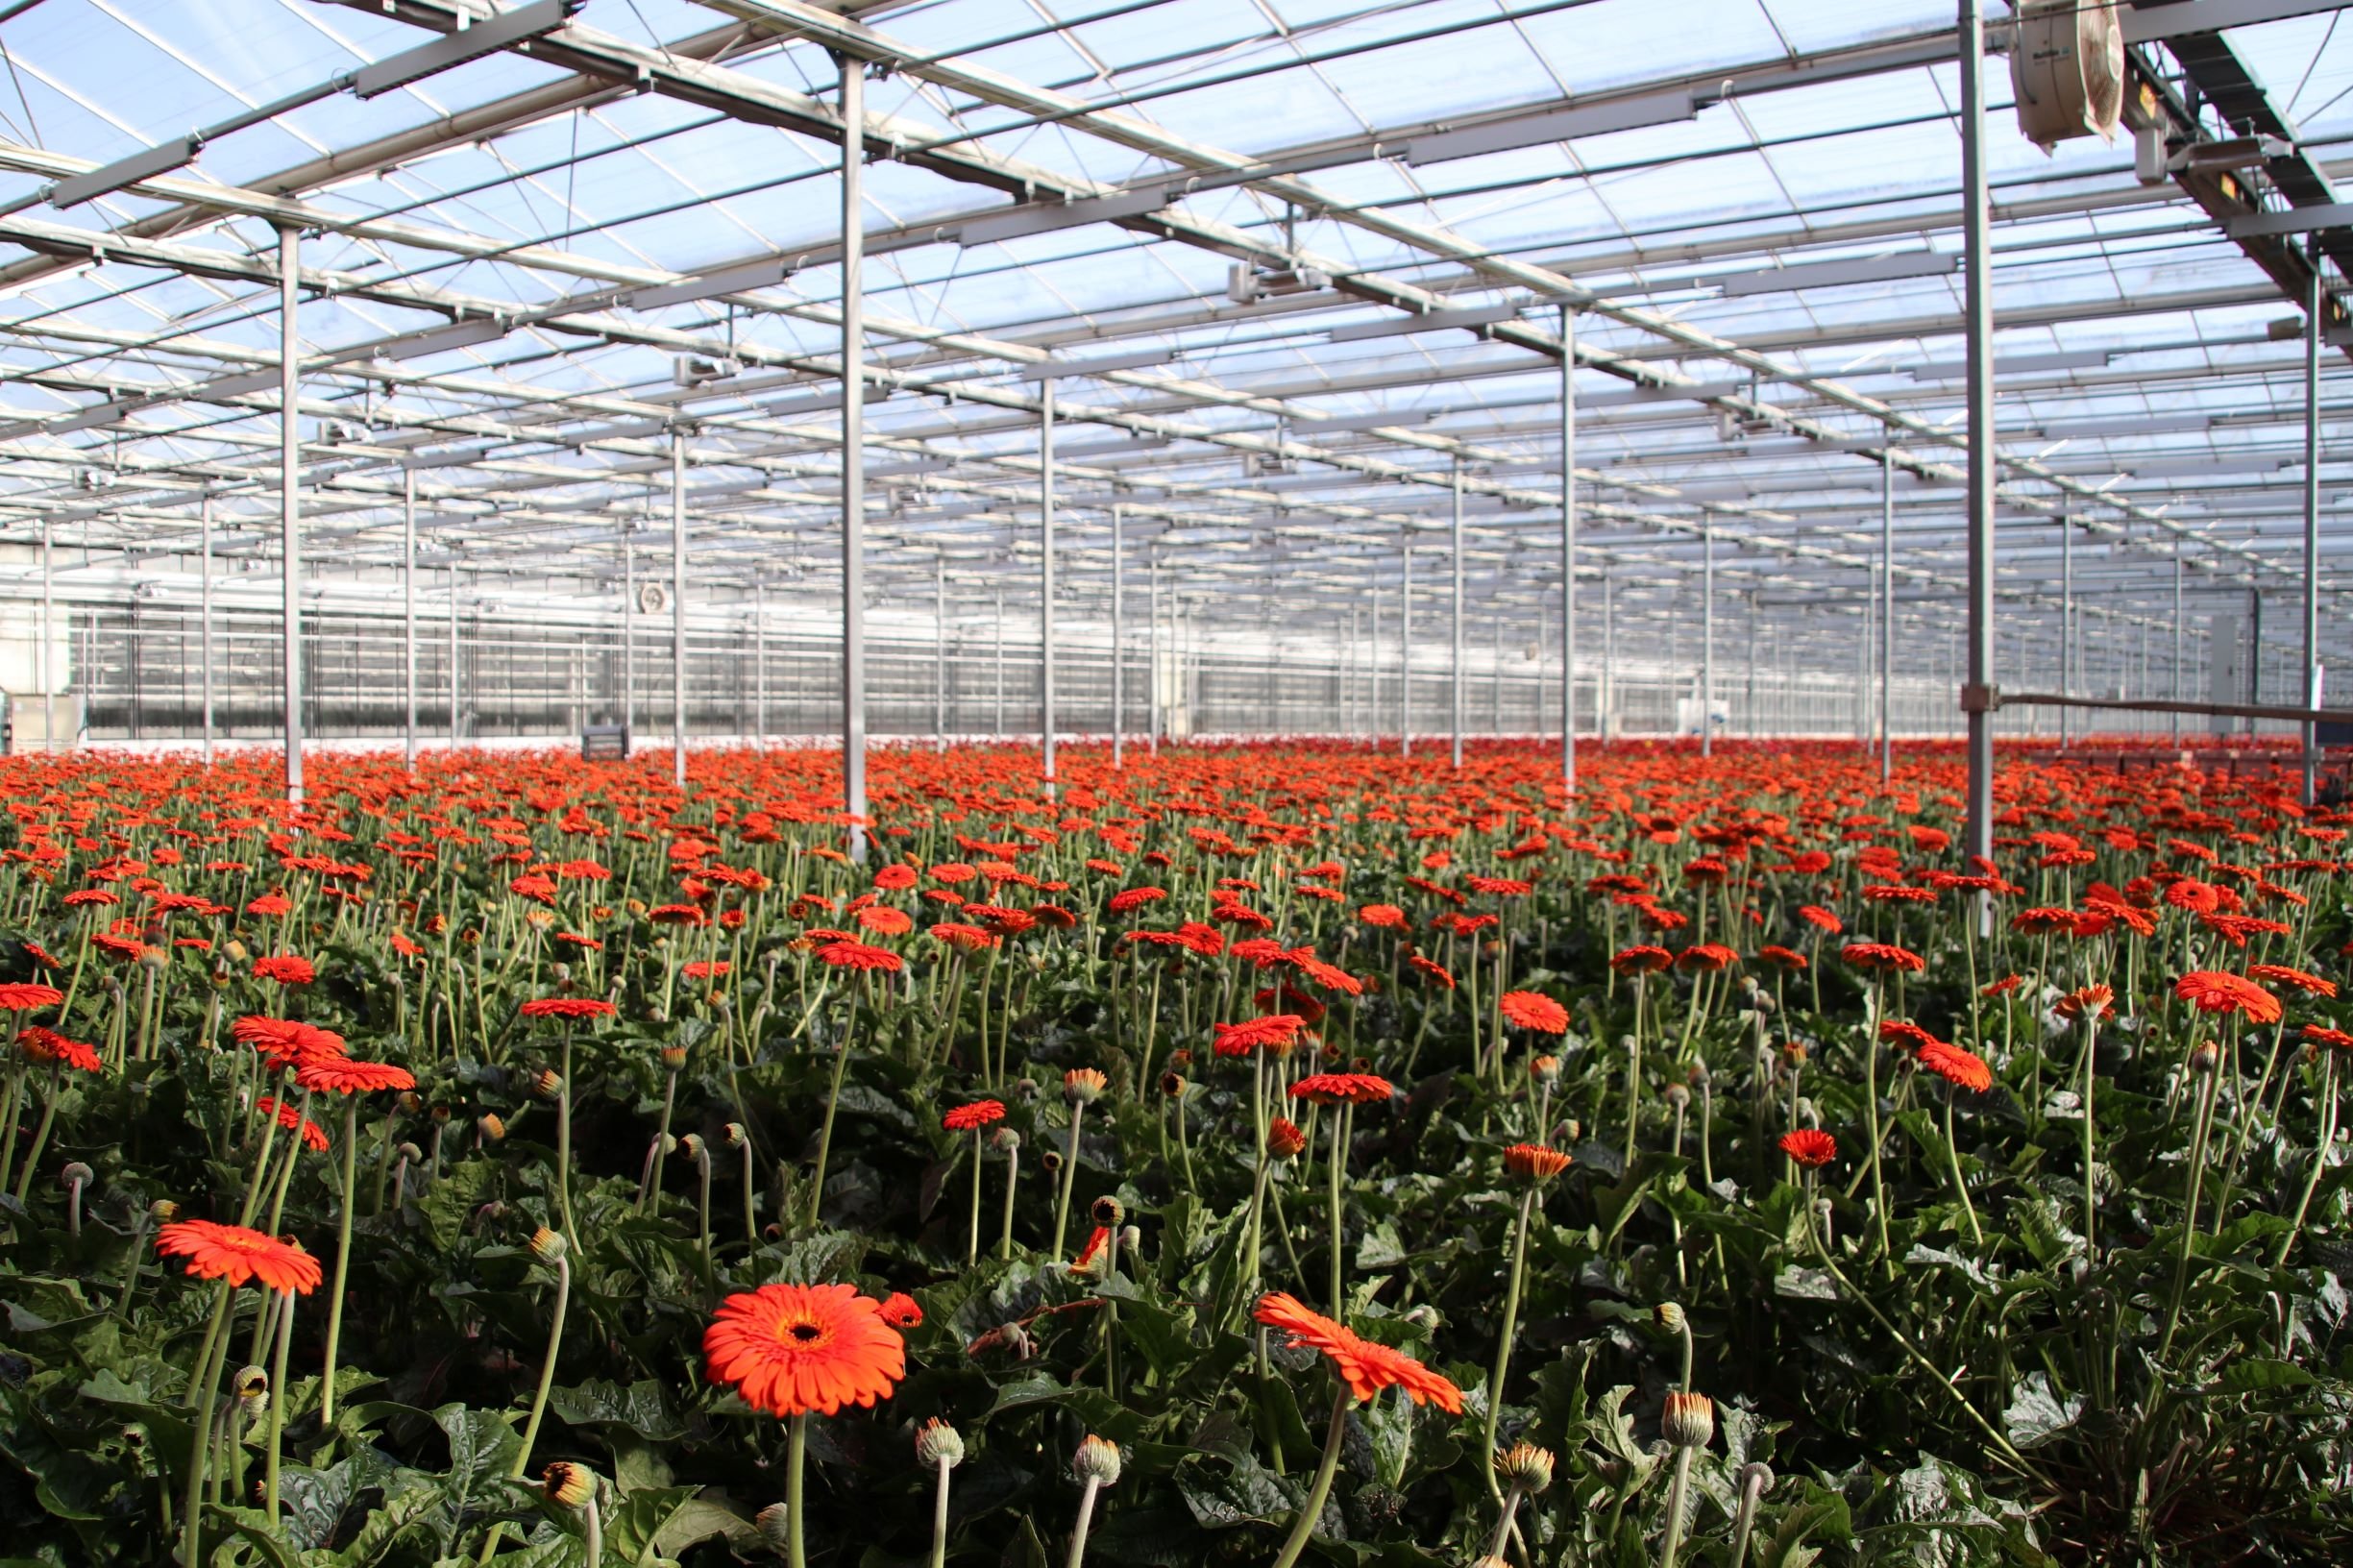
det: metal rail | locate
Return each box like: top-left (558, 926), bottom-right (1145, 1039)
top-left (1989, 691), bottom-right (2348, 727)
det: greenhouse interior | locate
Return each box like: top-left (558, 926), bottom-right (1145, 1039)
top-left (5, 0), bottom-right (2353, 1564)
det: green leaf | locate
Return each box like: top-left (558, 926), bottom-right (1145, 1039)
top-left (547, 1379), bottom-right (686, 1442)
top-left (1999, 1373), bottom-right (2081, 1449)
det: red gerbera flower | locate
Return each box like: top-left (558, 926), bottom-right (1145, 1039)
top-left (1253, 1291), bottom-right (1461, 1411)
top-left (252, 955), bottom-right (315, 986)
top-left (1288, 1071), bottom-right (1393, 1107)
top-left (1778, 1129), bottom-right (1837, 1167)
top-left (703, 1282), bottom-right (905, 1418)
top-left (816, 940), bottom-right (903, 973)
top-left (1840, 943), bottom-right (1924, 975)
top-left (1610, 945), bottom-right (1673, 976)
top-left (1917, 1040), bottom-right (1994, 1092)
top-left (520, 996), bottom-right (619, 1020)
top-left (943, 1099), bottom-right (1006, 1133)
top-left (156, 1218), bottom-right (322, 1295)
top-left (1214, 1015), bottom-right (1307, 1057)
top-left (18, 1026), bottom-right (100, 1073)
top-left (294, 1057), bottom-right (417, 1095)
top-left (2245, 964), bottom-right (2336, 998)
top-left (2173, 970), bottom-right (2283, 1025)
top-left (1498, 991), bottom-right (1569, 1034)
top-left (0, 982), bottom-right (64, 1013)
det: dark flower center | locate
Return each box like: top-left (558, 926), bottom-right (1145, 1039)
top-left (789, 1323), bottom-right (822, 1342)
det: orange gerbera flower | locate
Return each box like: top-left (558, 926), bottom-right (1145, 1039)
top-left (0, 982), bottom-right (63, 1012)
top-left (233, 1016), bottom-right (347, 1067)
top-left (1676, 943), bottom-right (1739, 972)
top-left (1796, 905), bottom-right (1842, 934)
top-left (1253, 1292), bottom-right (1462, 1411)
top-left (1610, 945), bottom-right (1673, 976)
top-left (816, 939), bottom-right (903, 973)
top-left (1288, 1071), bottom-right (1393, 1107)
top-left (1840, 943), bottom-right (1924, 975)
top-left (1498, 991), bottom-right (1569, 1034)
top-left (1213, 1014), bottom-right (1307, 1057)
top-left (704, 1282), bottom-right (906, 1418)
top-left (943, 1099), bottom-right (1006, 1132)
top-left (156, 1218), bottom-right (322, 1294)
top-left (1778, 1129), bottom-right (1837, 1167)
top-left (294, 1057), bottom-right (418, 1095)
top-left (1503, 1142), bottom-right (1572, 1181)
top-left (2174, 970), bottom-right (2283, 1025)
top-left (252, 955), bottom-right (316, 986)
top-left (2245, 964), bottom-right (2337, 998)
top-left (18, 1026), bottom-right (100, 1073)
top-left (520, 996), bottom-right (619, 1020)
top-left (1917, 1040), bottom-right (1994, 1092)
top-left (1359, 904), bottom-right (1409, 930)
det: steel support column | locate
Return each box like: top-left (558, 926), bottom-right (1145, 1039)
top-left (839, 49), bottom-right (870, 858)
top-left (200, 495), bottom-right (214, 766)
top-left (1960, 0), bottom-right (1996, 884)
top-left (934, 556), bottom-right (945, 752)
top-left (1701, 521), bottom-right (1715, 759)
top-left (1041, 380), bottom-right (1057, 794)
top-left (622, 528), bottom-right (634, 737)
top-left (279, 225), bottom-right (303, 804)
top-left (754, 581), bottom-right (766, 747)
top-left (671, 429), bottom-right (688, 788)
top-left (402, 470), bottom-right (416, 770)
top-left (1561, 303), bottom-right (1578, 793)
top-left (1450, 459), bottom-right (1465, 772)
top-left (1112, 503), bottom-right (1124, 769)
top-left (2304, 266), bottom-right (2323, 805)
top-left (1401, 531), bottom-right (1413, 757)
top-left (37, 516), bottom-right (51, 755)
top-left (1880, 445), bottom-right (1894, 778)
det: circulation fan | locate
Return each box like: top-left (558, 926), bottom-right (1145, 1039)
top-left (2009, 0), bottom-right (2124, 151)
top-left (636, 581), bottom-right (669, 615)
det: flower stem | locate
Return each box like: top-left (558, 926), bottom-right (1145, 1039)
top-left (1269, 1385), bottom-right (1351, 1568)
top-left (1052, 1101), bottom-right (1087, 1260)
top-left (1480, 1186), bottom-right (1538, 1499)
top-left (264, 1286), bottom-right (294, 1521)
top-left (807, 987), bottom-right (859, 1230)
top-left (929, 1456), bottom-right (952, 1568)
top-left (180, 1280), bottom-right (233, 1568)
top-left (1324, 1104), bottom-right (1350, 1316)
top-left (786, 1412), bottom-right (808, 1568)
top-left (2158, 1067), bottom-right (2221, 1362)
top-left (1862, 987), bottom-right (1892, 1263)
top-left (1065, 1477), bottom-right (1103, 1568)
top-left (320, 1097), bottom-right (360, 1429)
top-left (1657, 1447), bottom-right (1695, 1568)
top-left (968, 1128), bottom-right (985, 1267)
top-left (999, 1143), bottom-right (1020, 1261)
top-left (1942, 1087), bottom-right (1982, 1247)
top-left (2275, 1049), bottom-right (2339, 1268)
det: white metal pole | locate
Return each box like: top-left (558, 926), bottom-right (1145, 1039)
top-left (1880, 445), bottom-right (1894, 778)
top-left (1041, 381), bottom-right (1057, 794)
top-left (1561, 303), bottom-right (1577, 792)
top-left (934, 555), bottom-right (946, 752)
top-left (1401, 533), bottom-right (1413, 758)
top-left (1603, 571), bottom-right (1614, 742)
top-left (448, 564), bottom-right (459, 747)
top-left (1450, 459), bottom-right (1464, 771)
top-left (993, 589), bottom-right (1004, 737)
top-left (2303, 267), bottom-right (2322, 805)
top-left (1147, 556), bottom-right (1161, 751)
top-left (38, 516), bottom-right (52, 755)
top-left (1701, 521), bottom-right (1714, 759)
top-left (840, 50), bottom-right (870, 858)
top-left (1960, 0), bottom-right (1996, 877)
top-left (1111, 504), bottom-right (1124, 769)
top-left (279, 225), bottom-right (304, 804)
top-left (200, 495), bottom-right (214, 765)
top-left (403, 470), bottom-right (416, 770)
top-left (2059, 511), bottom-right (2072, 748)
top-left (754, 580), bottom-right (766, 747)
top-left (672, 430), bottom-right (688, 788)
top-left (2172, 552), bottom-right (2183, 747)
top-left (622, 529), bottom-right (634, 738)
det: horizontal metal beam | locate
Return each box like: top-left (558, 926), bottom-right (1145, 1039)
top-left (2122, 0), bottom-right (2353, 43)
top-left (2228, 201), bottom-right (2353, 237)
top-left (1996, 690), bottom-right (2347, 725)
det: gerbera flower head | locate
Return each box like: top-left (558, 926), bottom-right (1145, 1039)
top-left (156, 1218), bottom-right (322, 1294)
top-left (0, 982), bottom-right (64, 1013)
top-left (1288, 1071), bottom-right (1393, 1107)
top-left (1916, 1040), bottom-right (1993, 1092)
top-left (1253, 1291), bottom-right (1461, 1411)
top-left (943, 1099), bottom-right (1006, 1133)
top-left (18, 1026), bottom-right (100, 1073)
top-left (233, 1016), bottom-right (346, 1069)
top-left (1675, 943), bottom-right (1739, 972)
top-left (703, 1282), bottom-right (906, 1418)
top-left (519, 996), bottom-right (619, 1021)
top-left (1504, 1142), bottom-right (1572, 1181)
top-left (1610, 945), bottom-right (1673, 976)
top-left (294, 1056), bottom-right (418, 1095)
top-left (1778, 1129), bottom-right (1837, 1167)
top-left (816, 940), bottom-right (903, 973)
top-left (1498, 991), bottom-right (1569, 1035)
top-left (1213, 1014), bottom-right (1307, 1057)
top-left (2245, 964), bottom-right (2336, 998)
top-left (1797, 905), bottom-right (1842, 934)
top-left (2174, 970), bottom-right (2283, 1024)
top-left (252, 954), bottom-right (316, 986)
top-left (1839, 942), bottom-right (1924, 975)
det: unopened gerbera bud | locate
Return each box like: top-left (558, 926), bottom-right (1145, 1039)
top-left (1267, 1118), bottom-right (1308, 1161)
top-left (1064, 1067), bottom-right (1108, 1106)
top-left (150, 1199), bottom-right (179, 1222)
top-left (992, 1127), bottom-right (1021, 1154)
top-left (1531, 1054), bottom-right (1560, 1084)
top-left (431, 1104), bottom-right (452, 1124)
top-left (756, 1503), bottom-right (792, 1552)
top-left (1654, 1301), bottom-right (1686, 1334)
top-left (542, 1460), bottom-right (595, 1509)
top-left (660, 1043), bottom-right (689, 1070)
top-left (233, 1364), bottom-right (268, 1402)
top-left (1662, 1390), bottom-right (1714, 1450)
top-left (551, 962), bottom-right (573, 987)
top-left (1071, 1434), bottom-right (1122, 1486)
top-left (533, 1069), bottom-right (563, 1100)
top-left (398, 1090), bottom-right (423, 1114)
top-left (1160, 1071), bottom-right (1188, 1098)
top-left (1737, 1459), bottom-right (1776, 1498)
top-left (397, 1141), bottom-right (422, 1163)
top-left (1120, 1223), bottom-right (1140, 1254)
top-left (2190, 1041), bottom-right (2222, 1074)
top-left (1040, 1149), bottom-right (1063, 1178)
top-left (1014, 1078), bottom-right (1040, 1102)
top-left (528, 1226), bottom-right (568, 1263)
top-left (724, 1122), bottom-right (748, 1148)
top-left (60, 1161), bottom-right (91, 1188)
top-left (1091, 1195), bottom-right (1124, 1228)
top-left (680, 1133), bottom-right (708, 1164)
top-left (478, 1114), bottom-right (505, 1141)
top-left (1663, 1083), bottom-right (1690, 1109)
top-left (915, 1417), bottom-right (966, 1470)
top-left (1495, 1441), bottom-right (1556, 1494)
